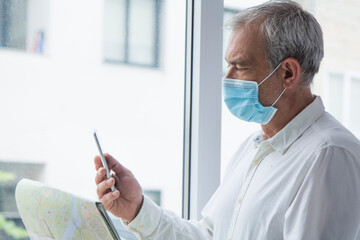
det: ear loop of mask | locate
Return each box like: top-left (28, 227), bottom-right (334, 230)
top-left (258, 62), bottom-right (286, 107)
top-left (258, 62), bottom-right (283, 86)
top-left (271, 88), bottom-right (286, 107)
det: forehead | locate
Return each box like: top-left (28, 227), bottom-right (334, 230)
top-left (225, 25), bottom-right (267, 65)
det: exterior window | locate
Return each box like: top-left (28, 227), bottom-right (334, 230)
top-left (0, 0), bottom-right (48, 54)
top-left (0, 0), bottom-right (27, 50)
top-left (104, 0), bottom-right (161, 68)
top-left (0, 162), bottom-right (44, 239)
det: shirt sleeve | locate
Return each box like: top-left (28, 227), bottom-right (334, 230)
top-left (127, 196), bottom-right (213, 240)
top-left (284, 146), bottom-right (360, 240)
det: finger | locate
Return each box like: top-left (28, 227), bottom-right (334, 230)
top-left (97, 177), bottom-right (116, 199)
top-left (104, 153), bottom-right (130, 176)
top-left (111, 173), bottom-right (121, 189)
top-left (95, 167), bottom-right (107, 185)
top-left (101, 190), bottom-right (120, 209)
top-left (112, 172), bottom-right (120, 182)
top-left (94, 155), bottom-right (103, 170)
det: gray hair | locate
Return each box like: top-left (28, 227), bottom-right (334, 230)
top-left (226, 0), bottom-right (324, 87)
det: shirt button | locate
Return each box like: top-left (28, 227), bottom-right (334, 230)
top-left (139, 225), bottom-right (145, 231)
top-left (254, 159), bottom-right (260, 165)
top-left (238, 197), bottom-right (242, 203)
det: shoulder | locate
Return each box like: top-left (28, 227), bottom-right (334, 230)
top-left (304, 111), bottom-right (360, 157)
top-left (291, 111), bottom-right (360, 178)
top-left (299, 114), bottom-right (360, 190)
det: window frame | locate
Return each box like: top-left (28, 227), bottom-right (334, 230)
top-left (183, 0), bottom-right (223, 220)
top-left (0, 0), bottom-right (8, 47)
top-left (103, 0), bottom-right (162, 68)
top-left (324, 69), bottom-right (360, 137)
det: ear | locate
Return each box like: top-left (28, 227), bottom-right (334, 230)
top-left (280, 58), bottom-right (301, 89)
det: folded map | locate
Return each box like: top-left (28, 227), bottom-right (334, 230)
top-left (15, 178), bottom-right (134, 240)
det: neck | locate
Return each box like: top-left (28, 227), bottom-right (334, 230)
top-left (261, 88), bottom-right (315, 139)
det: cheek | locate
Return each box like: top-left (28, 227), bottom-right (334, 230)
top-left (258, 79), bottom-right (281, 106)
top-left (257, 88), bottom-right (268, 105)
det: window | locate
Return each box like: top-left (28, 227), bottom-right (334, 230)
top-left (221, 4), bottom-right (260, 177)
top-left (0, 162), bottom-right (44, 239)
top-left (349, 77), bottom-right (360, 134)
top-left (143, 189), bottom-right (161, 206)
top-left (0, 0), bottom-right (185, 238)
top-left (222, 8), bottom-right (238, 73)
top-left (103, 0), bottom-right (161, 67)
top-left (327, 72), bottom-right (344, 122)
top-left (221, 0), bottom-right (360, 176)
top-left (325, 71), bottom-right (360, 137)
top-left (0, 0), bottom-right (27, 50)
top-left (0, 0), bottom-right (48, 54)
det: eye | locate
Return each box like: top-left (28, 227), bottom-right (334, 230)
top-left (235, 64), bottom-right (248, 71)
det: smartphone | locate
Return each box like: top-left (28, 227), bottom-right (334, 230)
top-left (93, 130), bottom-right (116, 191)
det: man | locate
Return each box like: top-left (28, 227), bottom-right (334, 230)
top-left (95, 0), bottom-right (360, 239)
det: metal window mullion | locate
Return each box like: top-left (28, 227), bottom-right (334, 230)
top-left (124, 0), bottom-right (130, 63)
top-left (182, 0), bottom-right (194, 220)
top-left (153, 0), bottom-right (161, 68)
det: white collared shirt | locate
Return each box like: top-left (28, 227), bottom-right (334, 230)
top-left (128, 97), bottom-right (360, 240)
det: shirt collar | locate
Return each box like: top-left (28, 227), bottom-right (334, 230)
top-left (263, 96), bottom-right (325, 154)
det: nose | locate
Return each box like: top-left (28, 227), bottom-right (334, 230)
top-left (225, 65), bottom-right (235, 79)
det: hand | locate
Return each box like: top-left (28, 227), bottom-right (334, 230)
top-left (94, 153), bottom-right (143, 222)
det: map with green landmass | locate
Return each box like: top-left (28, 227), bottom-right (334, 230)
top-left (15, 178), bottom-right (117, 240)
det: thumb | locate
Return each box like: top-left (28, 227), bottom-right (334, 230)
top-left (104, 153), bottom-right (130, 176)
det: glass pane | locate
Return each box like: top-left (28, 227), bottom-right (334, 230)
top-left (0, 0), bottom-right (185, 238)
top-left (350, 77), bottom-right (360, 133)
top-left (128, 0), bottom-right (156, 66)
top-left (222, 1), bottom-right (264, 177)
top-left (222, 9), bottom-right (237, 73)
top-left (0, 0), bottom-right (27, 50)
top-left (221, 0), bottom-right (360, 176)
top-left (103, 0), bottom-right (126, 62)
top-left (328, 73), bottom-right (344, 122)
top-left (0, 0), bottom-right (49, 54)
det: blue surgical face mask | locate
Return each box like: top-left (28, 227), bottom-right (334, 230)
top-left (222, 62), bottom-right (285, 125)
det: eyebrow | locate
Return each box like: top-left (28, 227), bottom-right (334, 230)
top-left (224, 57), bottom-right (251, 67)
